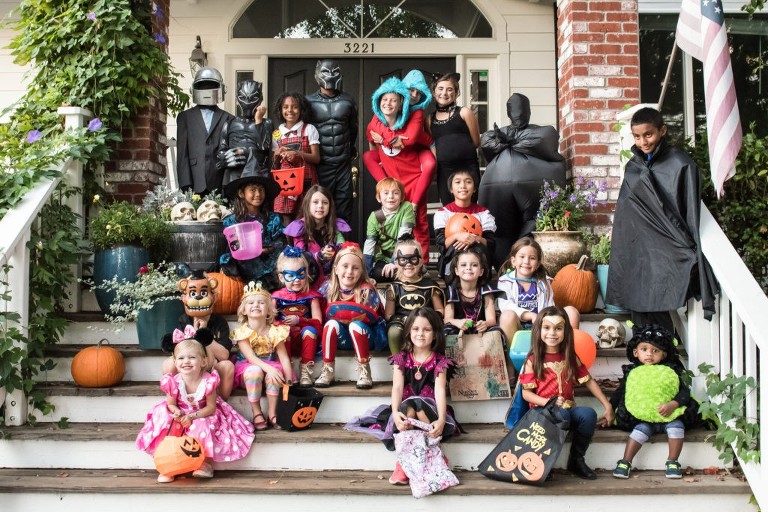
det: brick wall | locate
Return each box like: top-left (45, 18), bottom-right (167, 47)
top-left (104, 0), bottom-right (170, 204)
top-left (556, 0), bottom-right (640, 228)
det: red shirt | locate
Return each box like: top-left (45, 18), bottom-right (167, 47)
top-left (519, 352), bottom-right (591, 407)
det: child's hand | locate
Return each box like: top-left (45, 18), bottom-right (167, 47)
top-left (597, 404), bottom-right (615, 428)
top-left (178, 414), bottom-right (193, 428)
top-left (474, 320), bottom-right (489, 333)
top-left (554, 396), bottom-right (565, 408)
top-left (382, 263), bottom-right (398, 279)
top-left (321, 245), bottom-right (336, 261)
top-left (265, 366), bottom-right (286, 386)
top-left (657, 400), bottom-right (680, 417)
top-left (429, 418), bottom-right (446, 438)
top-left (254, 105), bottom-right (266, 123)
top-left (284, 315), bottom-right (300, 327)
top-left (370, 130), bottom-right (383, 144)
top-left (392, 411), bottom-right (409, 432)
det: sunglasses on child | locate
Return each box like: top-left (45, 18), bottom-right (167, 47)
top-left (395, 251), bottom-right (421, 267)
top-left (280, 267), bottom-right (307, 282)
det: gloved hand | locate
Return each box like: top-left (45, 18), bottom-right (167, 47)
top-left (225, 148), bottom-right (247, 167)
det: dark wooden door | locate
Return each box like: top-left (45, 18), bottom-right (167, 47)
top-left (269, 57), bottom-right (453, 241)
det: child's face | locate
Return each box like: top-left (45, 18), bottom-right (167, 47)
top-left (174, 345), bottom-right (205, 377)
top-left (450, 173), bottom-right (475, 203)
top-left (335, 253), bottom-right (363, 290)
top-left (281, 96), bottom-right (301, 126)
top-left (455, 252), bottom-right (483, 283)
top-left (279, 258), bottom-right (308, 293)
top-left (408, 88), bottom-right (421, 106)
top-left (309, 191), bottom-right (330, 222)
top-left (433, 80), bottom-right (457, 106)
top-left (239, 183), bottom-right (265, 209)
top-left (633, 341), bottom-right (667, 365)
top-left (512, 246), bottom-right (540, 278)
top-left (244, 294), bottom-right (270, 320)
top-left (409, 316), bottom-right (434, 352)
top-left (631, 122), bottom-right (667, 155)
top-left (540, 315), bottom-right (566, 353)
top-left (377, 186), bottom-right (403, 211)
top-left (379, 93), bottom-right (402, 116)
top-left (395, 246), bottom-right (422, 280)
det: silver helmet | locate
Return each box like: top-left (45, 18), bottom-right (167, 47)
top-left (191, 67), bottom-right (225, 105)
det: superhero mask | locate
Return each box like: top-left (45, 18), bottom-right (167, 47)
top-left (315, 59), bottom-right (342, 90)
top-left (280, 267), bottom-right (307, 283)
top-left (236, 80), bottom-right (263, 119)
top-left (395, 250), bottom-right (421, 267)
top-left (178, 271), bottom-right (219, 318)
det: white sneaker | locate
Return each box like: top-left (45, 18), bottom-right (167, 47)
top-left (314, 362), bottom-right (335, 388)
top-left (192, 462), bottom-right (214, 479)
top-left (356, 361), bottom-right (373, 389)
top-left (299, 361), bottom-right (315, 387)
top-left (157, 474), bottom-right (175, 483)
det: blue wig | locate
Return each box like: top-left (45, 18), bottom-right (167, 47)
top-left (371, 77), bottom-right (411, 131)
top-left (402, 70), bottom-right (432, 111)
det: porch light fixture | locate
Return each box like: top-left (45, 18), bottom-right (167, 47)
top-left (189, 35), bottom-right (207, 76)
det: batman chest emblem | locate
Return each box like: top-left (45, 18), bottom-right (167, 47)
top-left (398, 293), bottom-right (427, 309)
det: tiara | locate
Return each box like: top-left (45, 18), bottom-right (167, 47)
top-left (243, 281), bottom-right (268, 298)
top-left (334, 242), bottom-right (363, 262)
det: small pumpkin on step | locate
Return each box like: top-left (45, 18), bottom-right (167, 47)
top-left (70, 338), bottom-right (125, 388)
top-left (552, 254), bottom-right (598, 313)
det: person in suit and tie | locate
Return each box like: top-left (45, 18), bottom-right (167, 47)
top-left (176, 67), bottom-right (234, 195)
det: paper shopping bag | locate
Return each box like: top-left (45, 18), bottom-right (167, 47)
top-left (445, 330), bottom-right (511, 401)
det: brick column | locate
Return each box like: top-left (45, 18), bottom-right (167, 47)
top-left (556, 0), bottom-right (640, 227)
top-left (105, 0), bottom-right (171, 204)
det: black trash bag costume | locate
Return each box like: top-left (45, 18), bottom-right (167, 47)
top-left (606, 139), bottom-right (717, 320)
top-left (478, 94), bottom-right (565, 268)
top-left (217, 80), bottom-right (273, 191)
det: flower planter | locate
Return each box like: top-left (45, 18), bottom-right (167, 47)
top-left (596, 264), bottom-right (629, 314)
top-left (136, 299), bottom-right (186, 350)
top-left (532, 231), bottom-right (586, 277)
top-left (169, 222), bottom-right (228, 270)
top-left (93, 246), bottom-right (149, 315)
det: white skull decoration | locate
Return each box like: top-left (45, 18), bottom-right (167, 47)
top-left (596, 318), bottom-right (627, 349)
top-left (170, 201), bottom-right (196, 222)
top-left (196, 200), bottom-right (222, 222)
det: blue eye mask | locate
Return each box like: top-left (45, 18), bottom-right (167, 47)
top-left (280, 267), bottom-right (307, 282)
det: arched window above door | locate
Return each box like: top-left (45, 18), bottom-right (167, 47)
top-left (233, 0), bottom-right (492, 38)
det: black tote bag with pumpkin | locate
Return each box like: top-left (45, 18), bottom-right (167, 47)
top-left (479, 397), bottom-right (568, 485)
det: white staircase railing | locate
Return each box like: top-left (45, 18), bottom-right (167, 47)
top-left (0, 107), bottom-right (89, 426)
top-left (683, 203), bottom-right (767, 510)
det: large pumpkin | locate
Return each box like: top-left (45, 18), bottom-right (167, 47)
top-left (207, 272), bottom-right (245, 315)
top-left (444, 213), bottom-right (483, 239)
top-left (552, 255), bottom-right (598, 313)
top-left (70, 339), bottom-right (125, 388)
top-left (154, 434), bottom-right (206, 477)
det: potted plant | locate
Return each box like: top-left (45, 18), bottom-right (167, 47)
top-left (89, 200), bottom-right (172, 314)
top-left (533, 178), bottom-right (605, 275)
top-left (88, 262), bottom-right (185, 349)
top-left (590, 234), bottom-right (628, 314)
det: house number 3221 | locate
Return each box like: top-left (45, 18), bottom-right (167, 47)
top-left (343, 42), bottom-right (375, 54)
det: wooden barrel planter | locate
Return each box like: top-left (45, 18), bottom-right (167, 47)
top-left (169, 222), bottom-right (228, 270)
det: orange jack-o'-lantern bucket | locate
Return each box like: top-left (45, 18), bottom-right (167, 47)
top-left (275, 384), bottom-right (324, 431)
top-left (272, 154), bottom-right (306, 197)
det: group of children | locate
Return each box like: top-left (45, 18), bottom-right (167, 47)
top-left (136, 92), bottom-right (701, 487)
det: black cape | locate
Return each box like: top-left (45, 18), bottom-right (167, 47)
top-left (478, 94), bottom-right (565, 267)
top-left (606, 139), bottom-right (717, 319)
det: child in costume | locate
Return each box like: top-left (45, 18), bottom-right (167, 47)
top-left (344, 308), bottom-right (458, 485)
top-left (385, 237), bottom-right (444, 354)
top-left (232, 281), bottom-right (292, 430)
top-left (284, 184), bottom-right (351, 287)
top-left (219, 160), bottom-right (285, 291)
top-left (443, 246), bottom-right (498, 336)
top-left (433, 169), bottom-right (496, 281)
top-left (272, 246), bottom-right (323, 387)
top-left (498, 237), bottom-right (580, 344)
top-left (611, 325), bottom-right (700, 479)
top-left (161, 269), bottom-right (235, 400)
top-left (520, 306), bottom-right (614, 480)
top-left (316, 242), bottom-right (386, 389)
top-left (363, 177), bottom-right (415, 282)
top-left (136, 336), bottom-right (254, 482)
top-left (271, 92), bottom-right (321, 224)
top-left (362, 76), bottom-right (434, 258)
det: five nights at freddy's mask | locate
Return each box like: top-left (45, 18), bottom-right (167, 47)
top-left (179, 271), bottom-right (219, 317)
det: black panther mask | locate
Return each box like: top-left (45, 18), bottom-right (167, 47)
top-left (314, 59), bottom-right (343, 91)
top-left (236, 80), bottom-right (263, 118)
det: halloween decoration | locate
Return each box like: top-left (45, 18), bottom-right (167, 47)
top-left (272, 156), bottom-right (306, 198)
top-left (552, 255), bottom-right (598, 313)
top-left (170, 201), bottom-right (196, 222)
top-left (70, 339), bottom-right (125, 388)
top-left (444, 213), bottom-right (483, 239)
top-left (596, 318), bottom-right (627, 349)
top-left (153, 433), bottom-right (206, 477)
top-left (479, 397), bottom-right (567, 485)
top-left (574, 328), bottom-right (597, 369)
top-left (178, 270), bottom-right (218, 318)
top-left (207, 272), bottom-right (244, 315)
top-left (223, 220), bottom-right (263, 260)
top-left (624, 365), bottom-right (687, 423)
top-left (275, 384), bottom-right (324, 431)
top-left (196, 200), bottom-right (223, 222)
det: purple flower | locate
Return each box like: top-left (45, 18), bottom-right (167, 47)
top-left (599, 181), bottom-right (608, 192)
top-left (88, 118), bottom-right (103, 131)
top-left (153, 3), bottom-right (164, 20)
top-left (154, 33), bottom-right (166, 44)
top-left (569, 193), bottom-right (577, 203)
top-left (87, 12), bottom-right (96, 21)
top-left (26, 130), bottom-right (42, 143)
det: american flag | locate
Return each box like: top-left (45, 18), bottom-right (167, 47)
top-left (676, 0), bottom-right (742, 197)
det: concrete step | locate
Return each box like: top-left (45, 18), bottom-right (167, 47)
top-left (0, 423), bottom-right (724, 472)
top-left (0, 468), bottom-right (751, 512)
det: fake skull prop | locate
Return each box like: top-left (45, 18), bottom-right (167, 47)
top-left (596, 318), bottom-right (627, 349)
top-left (196, 200), bottom-right (222, 222)
top-left (170, 201), bottom-right (196, 222)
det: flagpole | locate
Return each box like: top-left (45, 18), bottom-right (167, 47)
top-left (657, 42), bottom-right (679, 112)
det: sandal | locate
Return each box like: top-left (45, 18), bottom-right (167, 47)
top-left (270, 416), bottom-right (283, 431)
top-left (252, 413), bottom-right (268, 431)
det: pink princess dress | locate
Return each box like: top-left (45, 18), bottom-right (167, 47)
top-left (136, 371), bottom-right (255, 462)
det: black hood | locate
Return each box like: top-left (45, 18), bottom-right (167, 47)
top-left (506, 93), bottom-right (530, 129)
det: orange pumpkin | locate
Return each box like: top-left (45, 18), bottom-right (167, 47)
top-left (552, 255), bottom-right (598, 313)
top-left (207, 272), bottom-right (245, 315)
top-left (70, 339), bottom-right (125, 388)
top-left (444, 213), bottom-right (482, 239)
top-left (292, 406), bottom-right (318, 429)
top-left (154, 434), bottom-right (206, 477)
top-left (495, 450), bottom-right (518, 472)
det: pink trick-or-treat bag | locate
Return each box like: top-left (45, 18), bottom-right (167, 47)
top-left (393, 418), bottom-right (459, 498)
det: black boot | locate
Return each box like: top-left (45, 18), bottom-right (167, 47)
top-left (567, 433), bottom-right (597, 480)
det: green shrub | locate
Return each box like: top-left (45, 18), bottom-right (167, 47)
top-left (89, 201), bottom-right (171, 260)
